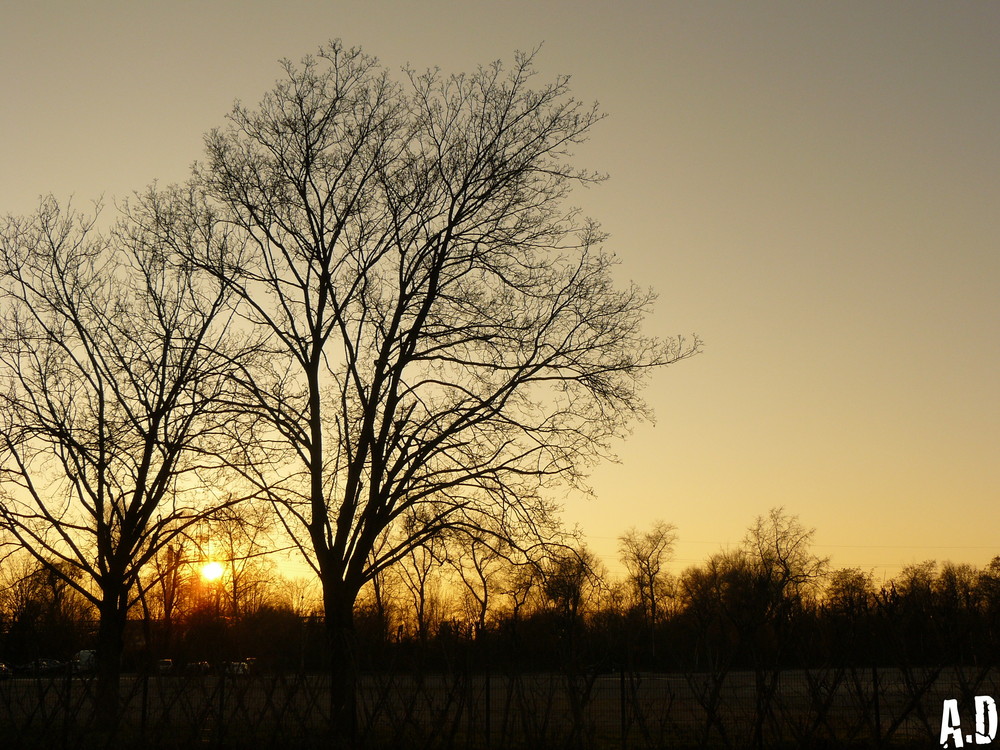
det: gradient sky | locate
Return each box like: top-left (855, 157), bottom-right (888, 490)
top-left (3, 2), bottom-right (998, 582)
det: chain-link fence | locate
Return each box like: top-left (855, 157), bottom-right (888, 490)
top-left (0, 664), bottom-right (989, 749)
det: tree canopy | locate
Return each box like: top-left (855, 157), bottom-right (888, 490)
top-left (134, 42), bottom-right (697, 636)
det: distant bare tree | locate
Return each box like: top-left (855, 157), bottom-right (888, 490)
top-left (446, 529), bottom-right (511, 633)
top-left (140, 41), bottom-right (697, 734)
top-left (619, 520), bottom-right (677, 625)
top-left (978, 556), bottom-right (1000, 615)
top-left (619, 520), bottom-right (677, 658)
top-left (447, 529), bottom-right (527, 633)
top-left (0, 197), bottom-right (244, 724)
top-left (136, 539), bottom-right (192, 657)
top-left (396, 535), bottom-right (447, 641)
top-left (358, 535), bottom-right (404, 641)
top-left (743, 507), bottom-right (829, 612)
top-left (895, 560), bottom-right (937, 602)
top-left (500, 555), bottom-right (545, 624)
top-left (824, 567), bottom-right (876, 616)
top-left (278, 575), bottom-right (324, 618)
top-left (0, 551), bottom-right (92, 645)
top-left (543, 544), bottom-right (603, 623)
top-left (677, 510), bottom-right (827, 672)
top-left (935, 561), bottom-right (980, 612)
top-left (201, 502), bottom-right (280, 618)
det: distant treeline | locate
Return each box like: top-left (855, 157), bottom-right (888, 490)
top-left (2, 508), bottom-right (999, 673)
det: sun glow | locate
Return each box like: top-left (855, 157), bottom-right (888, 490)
top-left (200, 561), bottom-right (224, 582)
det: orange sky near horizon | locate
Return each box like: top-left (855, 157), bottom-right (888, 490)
top-left (2, 2), bottom-right (998, 584)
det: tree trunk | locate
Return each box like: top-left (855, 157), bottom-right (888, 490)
top-left (325, 582), bottom-right (359, 747)
top-left (95, 591), bottom-right (126, 730)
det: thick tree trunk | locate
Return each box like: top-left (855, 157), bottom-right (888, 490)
top-left (95, 591), bottom-right (126, 730)
top-left (325, 582), bottom-right (359, 747)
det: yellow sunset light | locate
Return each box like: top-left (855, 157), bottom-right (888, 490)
top-left (200, 561), bottom-right (224, 582)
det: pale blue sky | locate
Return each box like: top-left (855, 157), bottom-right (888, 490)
top-left (3, 1), bottom-right (998, 580)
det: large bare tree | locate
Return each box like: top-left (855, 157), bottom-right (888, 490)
top-left (0, 196), bottom-right (243, 723)
top-left (140, 41), bottom-right (697, 731)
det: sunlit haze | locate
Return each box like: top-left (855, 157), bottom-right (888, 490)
top-left (200, 561), bottom-right (224, 583)
top-left (3, 2), bottom-right (998, 583)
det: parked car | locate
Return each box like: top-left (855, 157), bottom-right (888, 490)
top-left (185, 661), bottom-right (212, 675)
top-left (225, 660), bottom-right (249, 676)
top-left (72, 650), bottom-right (96, 675)
top-left (17, 658), bottom-right (65, 676)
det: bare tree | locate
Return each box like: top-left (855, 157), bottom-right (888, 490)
top-left (0, 550), bottom-right (93, 653)
top-left (277, 575), bottom-right (323, 618)
top-left (499, 555), bottom-right (545, 625)
top-left (141, 41), bottom-right (697, 732)
top-left (357, 535), bottom-right (404, 641)
top-left (200, 502), bottom-right (280, 619)
top-left (619, 520), bottom-right (677, 625)
top-left (824, 566), bottom-right (877, 616)
top-left (543, 544), bottom-right (604, 623)
top-left (743, 507), bottom-right (829, 613)
top-left (935, 561), bottom-right (981, 612)
top-left (619, 520), bottom-right (677, 658)
top-left (978, 556), bottom-right (1000, 616)
top-left (0, 196), bottom-right (242, 723)
top-left (396, 534), bottom-right (448, 641)
top-left (135, 539), bottom-right (192, 658)
top-left (677, 510), bottom-right (827, 673)
top-left (446, 529), bottom-right (512, 634)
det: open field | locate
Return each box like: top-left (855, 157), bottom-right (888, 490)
top-left (0, 666), bottom-right (988, 748)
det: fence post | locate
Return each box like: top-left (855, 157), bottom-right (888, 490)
top-left (620, 666), bottom-right (627, 750)
top-left (872, 665), bottom-right (881, 747)
top-left (63, 662), bottom-right (73, 747)
top-left (754, 670), bottom-right (764, 750)
top-left (484, 662), bottom-right (491, 750)
top-left (217, 670), bottom-right (226, 749)
top-left (140, 671), bottom-right (149, 742)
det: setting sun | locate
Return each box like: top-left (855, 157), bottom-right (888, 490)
top-left (200, 561), bottom-right (224, 582)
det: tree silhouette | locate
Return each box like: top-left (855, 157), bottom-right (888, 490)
top-left (742, 507), bottom-right (827, 612)
top-left (619, 520), bottom-right (677, 651)
top-left (446, 527), bottom-right (513, 634)
top-left (0, 197), bottom-right (245, 724)
top-left (140, 41), bottom-right (697, 736)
